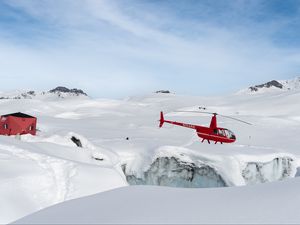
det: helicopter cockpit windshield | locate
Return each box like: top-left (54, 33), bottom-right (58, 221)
top-left (224, 129), bottom-right (236, 140)
top-left (217, 128), bottom-right (236, 140)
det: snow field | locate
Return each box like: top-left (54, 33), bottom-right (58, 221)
top-left (0, 135), bottom-right (127, 224)
top-left (1, 84), bottom-right (300, 223)
top-left (15, 177), bottom-right (300, 224)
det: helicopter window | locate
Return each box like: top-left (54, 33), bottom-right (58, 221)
top-left (216, 129), bottom-right (236, 139)
top-left (224, 129), bottom-right (236, 139)
top-left (224, 130), bottom-right (229, 137)
top-left (218, 129), bottom-right (226, 136)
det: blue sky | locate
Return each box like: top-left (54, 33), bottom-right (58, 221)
top-left (1, 0), bottom-right (300, 98)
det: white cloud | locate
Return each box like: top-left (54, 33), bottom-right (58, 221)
top-left (1, 0), bottom-right (300, 97)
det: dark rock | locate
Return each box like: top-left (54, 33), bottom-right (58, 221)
top-left (71, 136), bottom-right (83, 148)
top-left (49, 86), bottom-right (87, 96)
top-left (27, 91), bottom-right (35, 96)
top-left (249, 80), bottom-right (283, 92)
top-left (155, 90), bottom-right (171, 94)
top-left (93, 157), bottom-right (104, 161)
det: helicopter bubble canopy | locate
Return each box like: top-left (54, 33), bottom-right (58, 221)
top-left (216, 128), bottom-right (236, 140)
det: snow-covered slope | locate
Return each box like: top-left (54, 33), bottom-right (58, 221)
top-left (0, 134), bottom-right (126, 223)
top-left (15, 178), bottom-right (300, 224)
top-left (1, 83), bottom-right (300, 223)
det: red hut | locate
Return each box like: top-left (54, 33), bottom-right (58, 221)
top-left (0, 112), bottom-right (37, 136)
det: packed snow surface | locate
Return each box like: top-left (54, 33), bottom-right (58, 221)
top-left (1, 84), bottom-right (300, 223)
top-left (15, 178), bottom-right (300, 224)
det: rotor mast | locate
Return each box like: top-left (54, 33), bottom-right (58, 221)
top-left (209, 113), bottom-right (217, 129)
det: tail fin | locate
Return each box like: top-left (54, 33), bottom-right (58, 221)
top-left (159, 111), bottom-right (164, 128)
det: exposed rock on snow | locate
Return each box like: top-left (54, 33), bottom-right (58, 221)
top-left (249, 80), bottom-right (283, 92)
top-left (0, 87), bottom-right (88, 100)
top-left (125, 157), bottom-right (227, 188)
top-left (49, 86), bottom-right (87, 96)
top-left (238, 77), bottom-right (300, 94)
top-left (155, 90), bottom-right (171, 94)
top-left (71, 136), bottom-right (83, 148)
top-left (0, 90), bottom-right (36, 99)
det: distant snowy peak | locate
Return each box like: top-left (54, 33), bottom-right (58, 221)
top-left (0, 86), bottom-right (88, 100)
top-left (0, 90), bottom-right (36, 100)
top-left (239, 77), bottom-right (300, 94)
top-left (249, 80), bottom-right (283, 92)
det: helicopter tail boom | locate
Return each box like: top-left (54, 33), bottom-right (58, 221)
top-left (159, 111), bottom-right (197, 130)
top-left (159, 111), bottom-right (165, 128)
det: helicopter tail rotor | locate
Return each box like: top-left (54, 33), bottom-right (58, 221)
top-left (159, 111), bottom-right (165, 128)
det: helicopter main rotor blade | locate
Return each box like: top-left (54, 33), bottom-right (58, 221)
top-left (217, 114), bottom-right (252, 125)
top-left (176, 111), bottom-right (216, 115)
top-left (175, 110), bottom-right (252, 125)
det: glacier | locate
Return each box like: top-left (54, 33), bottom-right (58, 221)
top-left (242, 157), bottom-right (294, 184)
top-left (125, 156), bottom-right (227, 187)
top-left (123, 153), bottom-right (296, 188)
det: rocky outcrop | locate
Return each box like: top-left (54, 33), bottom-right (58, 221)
top-left (0, 87), bottom-right (88, 100)
top-left (155, 90), bottom-right (171, 94)
top-left (49, 87), bottom-right (87, 96)
top-left (249, 80), bottom-right (283, 92)
top-left (0, 91), bottom-right (36, 99)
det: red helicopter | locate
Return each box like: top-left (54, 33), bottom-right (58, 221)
top-left (159, 111), bottom-right (251, 144)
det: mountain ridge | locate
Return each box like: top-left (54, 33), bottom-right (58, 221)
top-left (238, 77), bottom-right (300, 94)
top-left (0, 86), bottom-right (88, 100)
